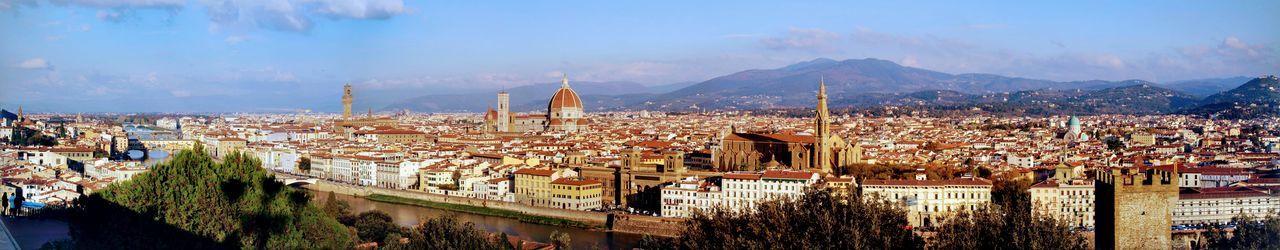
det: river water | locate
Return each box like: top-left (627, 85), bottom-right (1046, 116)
top-left (312, 190), bottom-right (644, 249)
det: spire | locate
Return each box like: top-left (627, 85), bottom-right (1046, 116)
top-left (561, 73), bottom-right (569, 88)
top-left (819, 75), bottom-right (826, 98)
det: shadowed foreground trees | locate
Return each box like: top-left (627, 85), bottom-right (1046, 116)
top-left (58, 147), bottom-right (353, 249)
top-left (932, 176), bottom-right (1087, 250)
top-left (639, 189), bottom-right (925, 249)
top-left (931, 205), bottom-right (1088, 250)
top-left (319, 194), bottom-right (514, 250)
top-left (1204, 213), bottom-right (1280, 249)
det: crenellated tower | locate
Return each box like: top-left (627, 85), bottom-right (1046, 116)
top-left (342, 84), bottom-right (353, 119)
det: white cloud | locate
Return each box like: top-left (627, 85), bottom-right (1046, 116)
top-left (761, 28), bottom-right (842, 52)
top-left (13, 58), bottom-right (53, 70)
top-left (199, 0), bottom-right (406, 33)
top-left (170, 90), bottom-right (191, 97)
top-left (3, 0), bottom-right (405, 33)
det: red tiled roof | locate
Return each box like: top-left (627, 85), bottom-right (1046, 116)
top-left (514, 168), bottom-right (555, 176)
top-left (761, 170), bottom-right (816, 180)
top-left (550, 178), bottom-right (600, 186)
top-left (723, 172), bottom-right (762, 180)
top-left (862, 178), bottom-right (993, 187)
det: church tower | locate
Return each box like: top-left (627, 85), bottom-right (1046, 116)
top-left (814, 77), bottom-right (832, 173)
top-left (497, 91), bottom-right (510, 132)
top-left (342, 84), bottom-right (353, 119)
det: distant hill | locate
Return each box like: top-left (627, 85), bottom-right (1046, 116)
top-left (1159, 76), bottom-right (1251, 97)
top-left (638, 58), bottom-right (1150, 110)
top-left (383, 81), bottom-right (669, 112)
top-left (822, 83), bottom-right (1197, 115)
top-left (1183, 76), bottom-right (1280, 119)
top-left (1200, 76), bottom-right (1280, 104)
top-left (382, 57), bottom-right (1275, 119)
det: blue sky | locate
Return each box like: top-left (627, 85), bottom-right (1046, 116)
top-left (2, 1), bottom-right (1278, 112)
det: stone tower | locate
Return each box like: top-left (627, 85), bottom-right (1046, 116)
top-left (342, 84), bottom-right (353, 119)
top-left (661, 151), bottom-right (686, 174)
top-left (497, 91), bottom-right (510, 132)
top-left (622, 148), bottom-right (643, 171)
top-left (814, 77), bottom-right (832, 173)
top-left (1095, 166), bottom-right (1178, 249)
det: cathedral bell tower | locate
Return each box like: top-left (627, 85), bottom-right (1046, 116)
top-left (814, 77), bottom-right (833, 173)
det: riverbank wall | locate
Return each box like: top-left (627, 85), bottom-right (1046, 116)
top-left (303, 180), bottom-right (684, 236)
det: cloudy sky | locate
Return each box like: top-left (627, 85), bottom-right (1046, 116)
top-left (2, 1), bottom-right (1278, 112)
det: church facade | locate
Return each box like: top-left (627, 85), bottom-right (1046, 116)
top-left (485, 75), bottom-right (588, 133)
top-left (713, 79), bottom-right (862, 174)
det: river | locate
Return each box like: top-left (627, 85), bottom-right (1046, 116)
top-left (311, 190), bottom-right (644, 249)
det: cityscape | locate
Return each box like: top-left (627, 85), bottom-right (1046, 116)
top-left (2, 1), bottom-right (1280, 250)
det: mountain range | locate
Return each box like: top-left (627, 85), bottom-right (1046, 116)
top-left (384, 58), bottom-right (1276, 118)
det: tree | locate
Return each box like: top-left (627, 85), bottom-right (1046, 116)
top-left (653, 189), bottom-right (923, 249)
top-left (396, 214), bottom-right (508, 249)
top-left (635, 234), bottom-right (675, 250)
top-left (932, 205), bottom-right (1088, 250)
top-left (59, 148), bottom-right (354, 249)
top-left (353, 210), bottom-right (399, 244)
top-left (549, 230), bottom-right (571, 250)
top-left (1205, 213), bottom-right (1280, 249)
top-left (297, 156), bottom-right (312, 173)
top-left (991, 177), bottom-right (1032, 217)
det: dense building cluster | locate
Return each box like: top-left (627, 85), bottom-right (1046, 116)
top-left (2, 77), bottom-right (1278, 248)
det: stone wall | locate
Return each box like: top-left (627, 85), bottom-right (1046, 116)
top-left (610, 214), bottom-right (686, 237)
top-left (305, 181), bottom-right (610, 225)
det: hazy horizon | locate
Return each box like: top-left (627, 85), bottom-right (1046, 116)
top-left (3, 1), bottom-right (1278, 112)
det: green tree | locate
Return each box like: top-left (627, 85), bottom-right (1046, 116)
top-left (991, 177), bottom-right (1032, 217)
top-left (932, 205), bottom-right (1088, 250)
top-left (549, 230), bottom-right (571, 250)
top-left (60, 148), bottom-right (354, 249)
top-left (396, 214), bottom-right (509, 249)
top-left (353, 210), bottom-right (399, 244)
top-left (1205, 213), bottom-right (1280, 249)
top-left (647, 189), bottom-right (923, 249)
top-left (297, 156), bottom-right (312, 173)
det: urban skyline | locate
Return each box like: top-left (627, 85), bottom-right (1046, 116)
top-left (3, 1), bottom-right (1280, 112)
top-left (2, 1), bottom-right (1280, 250)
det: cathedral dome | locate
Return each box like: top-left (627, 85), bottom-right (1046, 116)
top-left (548, 76), bottom-right (583, 110)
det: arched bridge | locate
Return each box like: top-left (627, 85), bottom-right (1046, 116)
top-left (282, 178), bottom-right (318, 186)
top-left (127, 139), bottom-right (196, 158)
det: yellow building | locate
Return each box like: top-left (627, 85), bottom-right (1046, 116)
top-left (514, 168), bottom-right (559, 207)
top-left (550, 178), bottom-right (604, 210)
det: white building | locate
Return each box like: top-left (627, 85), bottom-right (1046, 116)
top-left (1030, 179), bottom-right (1096, 228)
top-left (862, 177), bottom-right (993, 227)
top-left (660, 177), bottom-right (723, 218)
top-left (668, 170), bottom-right (819, 217)
top-left (1174, 186), bottom-right (1280, 225)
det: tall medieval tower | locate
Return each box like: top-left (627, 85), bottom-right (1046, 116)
top-left (814, 77), bottom-right (832, 173)
top-left (497, 91), bottom-right (510, 132)
top-left (1095, 166), bottom-right (1178, 249)
top-left (342, 84), bottom-right (354, 119)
